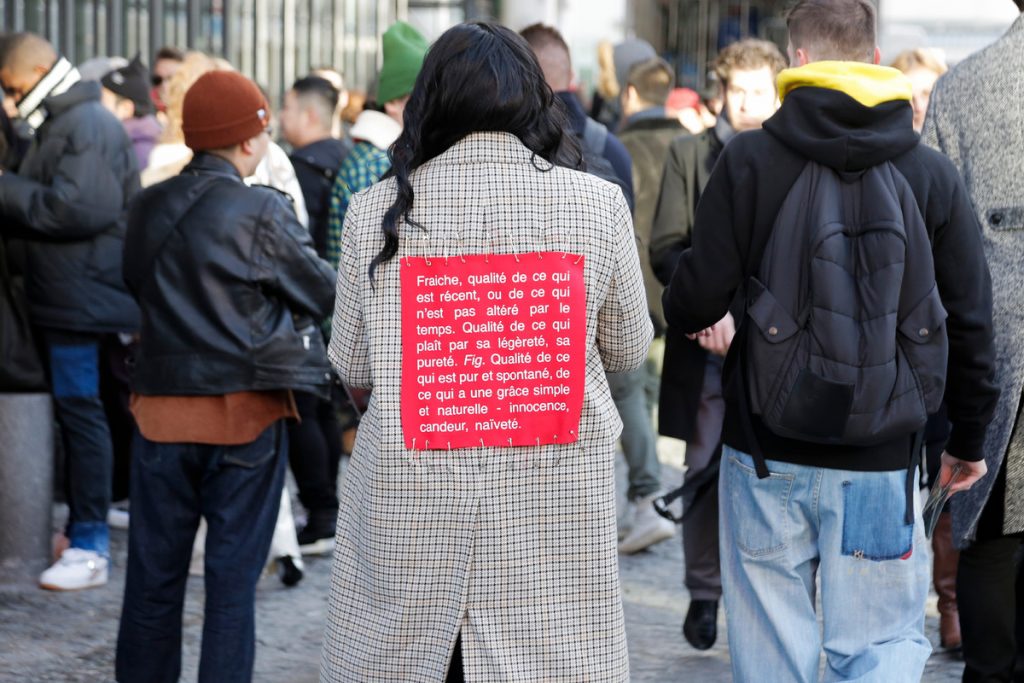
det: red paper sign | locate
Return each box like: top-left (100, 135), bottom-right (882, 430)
top-left (401, 252), bottom-right (587, 450)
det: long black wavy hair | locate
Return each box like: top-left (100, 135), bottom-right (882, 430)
top-left (370, 20), bottom-right (584, 279)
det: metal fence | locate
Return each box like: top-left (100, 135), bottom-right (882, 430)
top-left (1, 0), bottom-right (496, 101)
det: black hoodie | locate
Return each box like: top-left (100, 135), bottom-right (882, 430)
top-left (662, 64), bottom-right (999, 471)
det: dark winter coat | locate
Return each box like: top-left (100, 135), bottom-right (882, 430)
top-left (0, 107), bottom-right (29, 171)
top-left (648, 125), bottom-right (725, 440)
top-left (663, 63), bottom-right (999, 473)
top-left (617, 111), bottom-right (684, 335)
top-left (123, 153), bottom-right (337, 398)
top-left (0, 80), bottom-right (140, 333)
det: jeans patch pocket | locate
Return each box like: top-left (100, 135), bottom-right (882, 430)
top-left (222, 424), bottom-right (280, 469)
top-left (726, 456), bottom-right (795, 558)
top-left (841, 478), bottom-right (913, 561)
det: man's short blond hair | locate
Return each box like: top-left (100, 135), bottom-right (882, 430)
top-left (713, 39), bottom-right (788, 89)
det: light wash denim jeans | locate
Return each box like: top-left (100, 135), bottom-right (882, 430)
top-left (720, 446), bottom-right (931, 683)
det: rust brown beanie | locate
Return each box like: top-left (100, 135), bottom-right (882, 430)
top-left (182, 71), bottom-right (270, 151)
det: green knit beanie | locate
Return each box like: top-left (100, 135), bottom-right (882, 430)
top-left (377, 21), bottom-right (429, 104)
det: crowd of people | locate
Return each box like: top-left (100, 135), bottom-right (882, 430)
top-left (1, 0), bottom-right (1023, 680)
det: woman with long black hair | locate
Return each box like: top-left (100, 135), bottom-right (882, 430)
top-left (322, 21), bottom-right (651, 681)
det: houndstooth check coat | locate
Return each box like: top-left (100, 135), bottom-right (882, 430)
top-left (322, 132), bottom-right (652, 682)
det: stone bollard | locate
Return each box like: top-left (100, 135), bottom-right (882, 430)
top-left (0, 393), bottom-right (54, 585)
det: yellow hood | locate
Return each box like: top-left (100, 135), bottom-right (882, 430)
top-left (777, 61), bottom-right (912, 108)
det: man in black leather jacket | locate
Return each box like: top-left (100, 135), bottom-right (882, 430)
top-left (115, 70), bottom-right (336, 683)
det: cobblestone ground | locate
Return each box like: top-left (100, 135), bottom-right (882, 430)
top-left (0, 446), bottom-right (965, 682)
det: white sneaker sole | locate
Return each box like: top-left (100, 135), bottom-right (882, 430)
top-left (39, 572), bottom-right (108, 592)
top-left (618, 524), bottom-right (675, 554)
top-left (107, 509), bottom-right (130, 529)
top-left (298, 538), bottom-right (335, 556)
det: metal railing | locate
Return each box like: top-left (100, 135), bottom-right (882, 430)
top-left (1, 0), bottom-right (405, 102)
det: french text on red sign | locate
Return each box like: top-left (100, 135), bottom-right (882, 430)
top-left (401, 252), bottom-right (587, 450)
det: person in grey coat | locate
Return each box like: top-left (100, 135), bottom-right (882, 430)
top-left (922, 2), bottom-right (1024, 678)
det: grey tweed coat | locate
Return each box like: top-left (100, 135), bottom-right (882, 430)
top-left (322, 132), bottom-right (652, 681)
top-left (923, 13), bottom-right (1024, 548)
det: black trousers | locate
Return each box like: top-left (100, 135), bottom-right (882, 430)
top-left (447, 635), bottom-right (463, 682)
top-left (960, 456), bottom-right (1024, 682)
top-left (287, 390), bottom-right (343, 513)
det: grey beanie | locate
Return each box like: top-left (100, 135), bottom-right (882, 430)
top-left (613, 39), bottom-right (657, 93)
top-left (78, 56), bottom-right (129, 82)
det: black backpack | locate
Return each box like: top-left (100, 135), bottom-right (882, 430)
top-left (744, 160), bottom-right (948, 449)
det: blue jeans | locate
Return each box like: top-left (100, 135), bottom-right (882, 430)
top-left (720, 447), bottom-right (930, 683)
top-left (41, 329), bottom-right (113, 555)
top-left (115, 421), bottom-right (287, 683)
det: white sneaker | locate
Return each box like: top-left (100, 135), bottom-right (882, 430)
top-left (39, 548), bottom-right (109, 591)
top-left (107, 508), bottom-right (130, 529)
top-left (618, 494), bottom-right (675, 554)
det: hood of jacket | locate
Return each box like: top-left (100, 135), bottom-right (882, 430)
top-left (763, 61), bottom-right (917, 172)
top-left (619, 111), bottom-right (684, 135)
top-left (349, 110), bottom-right (402, 151)
top-left (43, 79), bottom-right (100, 118)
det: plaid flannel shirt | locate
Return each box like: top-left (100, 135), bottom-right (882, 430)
top-left (325, 141), bottom-right (392, 269)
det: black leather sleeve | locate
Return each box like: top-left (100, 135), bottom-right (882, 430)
top-left (260, 192), bottom-right (337, 320)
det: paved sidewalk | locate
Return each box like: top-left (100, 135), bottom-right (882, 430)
top-left (0, 452), bottom-right (965, 682)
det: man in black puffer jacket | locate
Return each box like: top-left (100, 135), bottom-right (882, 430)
top-left (116, 70), bottom-right (335, 683)
top-left (0, 32), bottom-right (139, 591)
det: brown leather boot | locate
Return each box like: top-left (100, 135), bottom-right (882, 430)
top-left (932, 510), bottom-right (961, 651)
